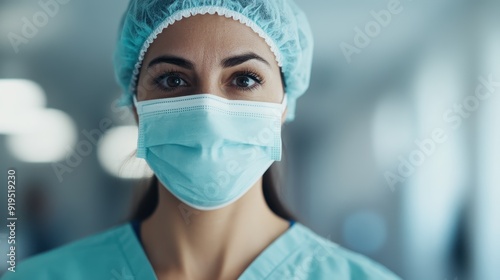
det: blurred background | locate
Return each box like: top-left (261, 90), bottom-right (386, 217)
top-left (1, 0), bottom-right (499, 279)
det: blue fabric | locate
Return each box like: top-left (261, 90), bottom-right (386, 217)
top-left (113, 0), bottom-right (314, 121)
top-left (1, 222), bottom-right (401, 279)
top-left (133, 94), bottom-right (287, 210)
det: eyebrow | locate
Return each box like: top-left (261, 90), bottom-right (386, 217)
top-left (147, 52), bottom-right (271, 70)
top-left (148, 55), bottom-right (195, 70)
top-left (221, 52), bottom-right (271, 68)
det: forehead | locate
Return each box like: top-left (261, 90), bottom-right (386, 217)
top-left (143, 14), bottom-right (279, 68)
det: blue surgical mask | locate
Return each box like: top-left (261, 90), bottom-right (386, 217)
top-left (134, 94), bottom-right (287, 210)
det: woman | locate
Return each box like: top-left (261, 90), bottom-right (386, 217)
top-left (2, 0), bottom-right (401, 279)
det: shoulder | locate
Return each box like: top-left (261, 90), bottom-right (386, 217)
top-left (278, 223), bottom-right (402, 280)
top-left (1, 223), bottom-right (133, 280)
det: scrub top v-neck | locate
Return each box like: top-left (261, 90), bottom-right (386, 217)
top-left (125, 221), bottom-right (298, 279)
top-left (1, 221), bottom-right (402, 280)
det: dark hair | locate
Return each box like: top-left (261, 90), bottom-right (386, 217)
top-left (130, 69), bottom-right (294, 221)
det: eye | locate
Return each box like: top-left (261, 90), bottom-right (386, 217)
top-left (155, 73), bottom-right (187, 91)
top-left (231, 71), bottom-right (263, 90)
top-left (233, 76), bottom-right (256, 88)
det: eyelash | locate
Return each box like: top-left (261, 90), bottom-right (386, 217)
top-left (151, 69), bottom-right (264, 92)
top-left (233, 70), bottom-right (264, 91)
top-left (152, 70), bottom-right (185, 92)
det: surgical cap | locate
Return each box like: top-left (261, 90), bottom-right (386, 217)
top-left (114, 0), bottom-right (314, 121)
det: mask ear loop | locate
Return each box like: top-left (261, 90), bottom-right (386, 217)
top-left (280, 94), bottom-right (288, 113)
top-left (132, 94), bottom-right (147, 158)
top-left (132, 95), bottom-right (143, 114)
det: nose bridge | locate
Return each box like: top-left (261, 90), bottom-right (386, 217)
top-left (197, 72), bottom-right (221, 96)
top-left (196, 67), bottom-right (228, 99)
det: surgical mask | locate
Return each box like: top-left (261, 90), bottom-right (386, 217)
top-left (134, 93), bottom-right (287, 210)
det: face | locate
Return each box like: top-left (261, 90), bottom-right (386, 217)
top-left (134, 14), bottom-right (287, 121)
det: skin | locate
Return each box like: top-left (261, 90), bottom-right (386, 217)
top-left (132, 15), bottom-right (289, 280)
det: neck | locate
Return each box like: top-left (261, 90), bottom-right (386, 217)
top-left (140, 177), bottom-right (289, 280)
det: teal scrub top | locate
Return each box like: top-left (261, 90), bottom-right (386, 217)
top-left (1, 222), bottom-right (401, 279)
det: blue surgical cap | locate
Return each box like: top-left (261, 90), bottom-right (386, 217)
top-left (113, 0), bottom-right (313, 121)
